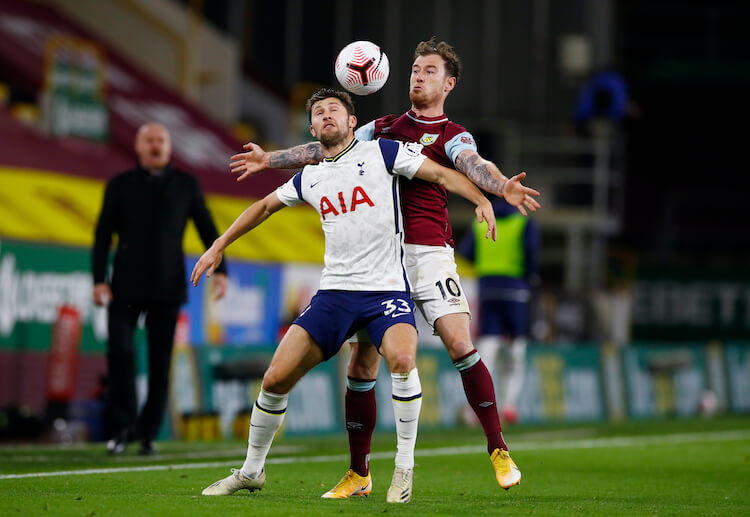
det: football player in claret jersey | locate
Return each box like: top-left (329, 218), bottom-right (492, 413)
top-left (230, 40), bottom-right (537, 494)
top-left (195, 88), bottom-right (497, 503)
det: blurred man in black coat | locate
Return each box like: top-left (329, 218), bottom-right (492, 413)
top-left (92, 122), bottom-right (227, 455)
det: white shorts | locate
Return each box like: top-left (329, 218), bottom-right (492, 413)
top-left (404, 243), bottom-right (470, 328)
top-left (347, 244), bottom-right (470, 343)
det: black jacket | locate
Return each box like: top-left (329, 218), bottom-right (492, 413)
top-left (92, 165), bottom-right (226, 304)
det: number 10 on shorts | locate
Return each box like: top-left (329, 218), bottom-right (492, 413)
top-left (435, 278), bottom-right (461, 300)
top-left (382, 299), bottom-right (412, 318)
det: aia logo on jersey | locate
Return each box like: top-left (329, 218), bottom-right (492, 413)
top-left (320, 186), bottom-right (374, 220)
top-left (419, 133), bottom-right (439, 146)
top-left (460, 136), bottom-right (474, 146)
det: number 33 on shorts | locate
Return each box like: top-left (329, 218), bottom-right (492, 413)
top-left (382, 298), bottom-right (412, 318)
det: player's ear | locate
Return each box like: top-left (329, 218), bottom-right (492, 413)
top-left (444, 76), bottom-right (456, 93)
top-left (310, 124), bottom-right (317, 138)
top-left (349, 115), bottom-right (357, 129)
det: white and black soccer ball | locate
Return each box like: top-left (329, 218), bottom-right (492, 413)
top-left (334, 41), bottom-right (389, 96)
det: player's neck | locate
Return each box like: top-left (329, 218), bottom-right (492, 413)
top-left (321, 136), bottom-right (355, 159)
top-left (410, 102), bottom-right (446, 118)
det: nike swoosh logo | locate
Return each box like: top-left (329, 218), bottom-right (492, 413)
top-left (250, 424), bottom-right (266, 428)
top-left (392, 312), bottom-right (409, 318)
top-left (398, 418), bottom-right (416, 423)
top-left (310, 181), bottom-right (321, 188)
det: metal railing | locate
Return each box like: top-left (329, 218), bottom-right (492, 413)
top-left (453, 119), bottom-right (625, 290)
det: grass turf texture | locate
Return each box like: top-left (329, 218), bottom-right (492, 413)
top-left (1, 417), bottom-right (748, 516)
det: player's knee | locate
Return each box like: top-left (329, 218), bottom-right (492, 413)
top-left (261, 368), bottom-right (289, 394)
top-left (444, 337), bottom-right (475, 361)
top-left (348, 361), bottom-right (378, 379)
top-left (347, 341), bottom-right (381, 378)
top-left (385, 352), bottom-right (415, 373)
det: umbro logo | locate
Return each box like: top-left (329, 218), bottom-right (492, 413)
top-left (479, 401), bottom-right (494, 408)
top-left (346, 421), bottom-right (363, 430)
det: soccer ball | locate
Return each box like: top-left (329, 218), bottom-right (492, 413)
top-left (334, 41), bottom-right (389, 96)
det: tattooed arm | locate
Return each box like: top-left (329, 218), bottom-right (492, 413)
top-left (455, 149), bottom-right (541, 216)
top-left (230, 142), bottom-right (325, 182)
top-left (455, 149), bottom-right (507, 194)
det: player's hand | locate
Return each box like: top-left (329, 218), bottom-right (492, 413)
top-left (502, 172), bottom-right (541, 216)
top-left (230, 142), bottom-right (270, 182)
top-left (475, 198), bottom-right (497, 241)
top-left (191, 244), bottom-right (224, 286)
top-left (212, 272), bottom-right (228, 301)
top-left (93, 283), bottom-right (113, 306)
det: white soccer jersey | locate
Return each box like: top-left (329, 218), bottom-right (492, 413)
top-left (276, 138), bottom-right (427, 291)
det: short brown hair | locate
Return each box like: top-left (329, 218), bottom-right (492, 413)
top-left (305, 88), bottom-right (356, 122)
top-left (413, 37), bottom-right (461, 82)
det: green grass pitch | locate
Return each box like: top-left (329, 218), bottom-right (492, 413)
top-left (1, 417), bottom-right (748, 516)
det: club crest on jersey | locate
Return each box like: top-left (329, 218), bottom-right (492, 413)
top-left (357, 161), bottom-right (365, 175)
top-left (419, 133), bottom-right (439, 146)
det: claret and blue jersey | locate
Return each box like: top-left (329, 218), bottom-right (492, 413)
top-left (355, 109), bottom-right (478, 247)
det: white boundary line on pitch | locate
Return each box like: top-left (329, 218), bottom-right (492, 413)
top-left (1, 429), bottom-right (748, 480)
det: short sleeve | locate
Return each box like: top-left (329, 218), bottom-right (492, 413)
top-left (276, 171), bottom-right (304, 206)
top-left (354, 120), bottom-right (375, 141)
top-left (391, 141), bottom-right (427, 179)
top-left (444, 131), bottom-right (478, 165)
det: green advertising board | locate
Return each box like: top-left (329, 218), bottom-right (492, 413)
top-left (622, 343), bottom-right (707, 418)
top-left (0, 239), bottom-right (106, 354)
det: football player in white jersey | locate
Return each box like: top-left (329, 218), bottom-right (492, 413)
top-left (194, 89), bottom-right (496, 503)
top-left (228, 41), bottom-right (535, 495)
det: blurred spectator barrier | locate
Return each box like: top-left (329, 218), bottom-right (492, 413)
top-left (1, 238), bottom-right (748, 440)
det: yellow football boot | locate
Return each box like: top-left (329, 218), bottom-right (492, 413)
top-left (490, 449), bottom-right (521, 489)
top-left (321, 469), bottom-right (372, 499)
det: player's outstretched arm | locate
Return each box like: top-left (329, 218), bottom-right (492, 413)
top-left (415, 159), bottom-right (497, 241)
top-left (191, 192), bottom-right (285, 286)
top-left (230, 142), bottom-right (324, 182)
top-left (455, 149), bottom-right (541, 216)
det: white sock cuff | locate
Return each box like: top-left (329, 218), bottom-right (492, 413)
top-left (391, 367), bottom-right (421, 400)
top-left (255, 389), bottom-right (288, 413)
